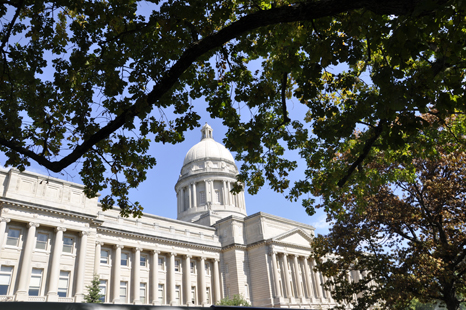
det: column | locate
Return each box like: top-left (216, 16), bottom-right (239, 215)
top-left (310, 259), bottom-right (322, 298)
top-left (133, 247), bottom-right (142, 304)
top-left (0, 217), bottom-right (10, 248)
top-left (192, 183), bottom-right (197, 208)
top-left (188, 185), bottom-right (192, 209)
top-left (15, 222), bottom-right (39, 301)
top-left (94, 241), bottom-right (104, 275)
top-left (213, 258), bottom-right (221, 304)
top-left (303, 257), bottom-right (313, 299)
top-left (181, 188), bottom-right (185, 212)
top-left (270, 251), bottom-right (281, 298)
top-left (47, 226), bottom-right (66, 301)
top-left (222, 181), bottom-right (227, 206)
top-left (75, 231), bottom-right (89, 302)
top-left (183, 255), bottom-right (191, 305)
top-left (292, 255), bottom-right (303, 298)
top-left (204, 181), bottom-right (209, 204)
top-left (177, 191), bottom-right (180, 213)
top-left (280, 254), bottom-right (292, 298)
top-left (168, 252), bottom-right (176, 305)
top-left (198, 257), bottom-right (206, 305)
top-left (151, 250), bottom-right (159, 304)
top-left (113, 244), bottom-right (124, 303)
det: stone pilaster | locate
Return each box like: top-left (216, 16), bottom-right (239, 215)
top-left (75, 231), bottom-right (89, 302)
top-left (133, 247), bottom-right (142, 304)
top-left (113, 244), bottom-right (124, 303)
top-left (151, 250), bottom-right (159, 304)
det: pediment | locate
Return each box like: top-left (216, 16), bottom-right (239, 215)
top-left (272, 228), bottom-right (312, 247)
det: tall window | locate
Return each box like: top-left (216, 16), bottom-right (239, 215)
top-left (225, 264), bottom-right (229, 274)
top-left (0, 266), bottom-right (13, 295)
top-left (206, 287), bottom-right (210, 304)
top-left (99, 280), bottom-right (107, 303)
top-left (29, 268), bottom-right (43, 296)
top-left (174, 259), bottom-right (181, 272)
top-left (100, 250), bottom-right (109, 264)
top-left (58, 271), bottom-right (70, 297)
top-left (190, 261), bottom-right (196, 274)
top-left (62, 237), bottom-right (74, 253)
top-left (205, 262), bottom-right (210, 275)
top-left (175, 285), bottom-right (181, 305)
top-left (191, 286), bottom-right (196, 304)
top-left (158, 284), bottom-right (164, 304)
top-left (35, 233), bottom-right (48, 250)
top-left (119, 281), bottom-right (127, 303)
top-left (121, 253), bottom-right (128, 266)
top-left (158, 257), bottom-right (165, 271)
top-left (244, 283), bottom-right (249, 299)
top-left (140, 283), bottom-right (146, 304)
top-left (6, 228), bottom-right (20, 247)
top-left (140, 255), bottom-right (147, 267)
top-left (199, 191), bottom-right (206, 204)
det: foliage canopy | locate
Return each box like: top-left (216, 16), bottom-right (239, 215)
top-left (1, 0), bottom-right (466, 216)
top-left (217, 294), bottom-right (251, 306)
top-left (312, 116), bottom-right (466, 310)
top-left (84, 274), bottom-right (102, 303)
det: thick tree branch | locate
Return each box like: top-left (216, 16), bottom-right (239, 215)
top-left (0, 0), bottom-right (444, 172)
top-left (337, 119), bottom-right (386, 187)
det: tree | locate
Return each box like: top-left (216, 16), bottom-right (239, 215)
top-left (1, 0), bottom-right (466, 216)
top-left (311, 116), bottom-right (466, 310)
top-left (217, 294), bottom-right (251, 306)
top-left (84, 274), bottom-right (102, 303)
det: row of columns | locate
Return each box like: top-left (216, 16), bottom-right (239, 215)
top-left (0, 218), bottom-right (88, 301)
top-left (269, 251), bottom-right (330, 301)
top-left (177, 180), bottom-right (245, 212)
top-left (94, 242), bottom-right (221, 305)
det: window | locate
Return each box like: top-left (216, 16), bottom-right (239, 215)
top-left (140, 283), bottom-right (146, 304)
top-left (225, 264), bottom-right (229, 274)
top-left (190, 262), bottom-right (196, 274)
top-left (244, 284), bottom-right (249, 299)
top-left (6, 228), bottom-right (20, 247)
top-left (158, 257), bottom-right (165, 271)
top-left (175, 285), bottom-right (181, 305)
top-left (58, 271), bottom-right (70, 297)
top-left (119, 281), bottom-right (127, 303)
top-left (0, 266), bottom-right (13, 295)
top-left (205, 262), bottom-right (210, 275)
top-left (62, 237), bottom-right (74, 253)
top-left (174, 259), bottom-right (181, 272)
top-left (99, 280), bottom-right (107, 302)
top-left (101, 250), bottom-right (109, 264)
top-left (199, 191), bottom-right (206, 204)
top-left (36, 233), bottom-right (48, 250)
top-left (29, 268), bottom-right (43, 296)
top-left (214, 189), bottom-right (220, 203)
top-left (226, 287), bottom-right (230, 299)
top-left (158, 284), bottom-right (164, 304)
top-left (191, 286), bottom-right (196, 304)
top-left (140, 255), bottom-right (147, 267)
top-left (206, 287), bottom-right (210, 304)
top-left (121, 253), bottom-right (128, 266)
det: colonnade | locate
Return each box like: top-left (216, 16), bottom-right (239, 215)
top-left (94, 241), bottom-right (221, 305)
top-left (269, 251), bottom-right (332, 302)
top-left (177, 179), bottom-right (245, 212)
top-left (0, 218), bottom-right (88, 302)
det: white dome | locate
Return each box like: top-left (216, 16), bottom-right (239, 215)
top-left (182, 124), bottom-right (235, 167)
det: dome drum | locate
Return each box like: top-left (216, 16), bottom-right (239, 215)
top-left (175, 123), bottom-right (247, 224)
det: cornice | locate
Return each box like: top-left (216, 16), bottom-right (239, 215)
top-left (96, 226), bottom-right (222, 252)
top-left (0, 198), bottom-right (98, 223)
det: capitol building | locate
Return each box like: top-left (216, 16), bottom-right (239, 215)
top-left (0, 124), bottom-right (345, 308)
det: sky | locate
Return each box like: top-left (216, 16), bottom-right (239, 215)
top-left (0, 3), bottom-right (332, 236)
top-left (1, 98), bottom-right (331, 236)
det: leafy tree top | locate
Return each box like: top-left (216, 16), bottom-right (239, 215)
top-left (1, 0), bottom-right (466, 216)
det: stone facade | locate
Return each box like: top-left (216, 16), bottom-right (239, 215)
top-left (0, 124), bottom-right (346, 308)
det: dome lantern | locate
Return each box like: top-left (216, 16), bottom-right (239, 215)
top-left (175, 123), bottom-right (247, 225)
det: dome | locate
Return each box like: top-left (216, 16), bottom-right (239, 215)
top-left (182, 123), bottom-right (235, 167)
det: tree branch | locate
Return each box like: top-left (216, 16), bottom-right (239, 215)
top-left (0, 0), bottom-right (441, 172)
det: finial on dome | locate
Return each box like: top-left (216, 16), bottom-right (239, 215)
top-left (201, 122), bottom-right (213, 140)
